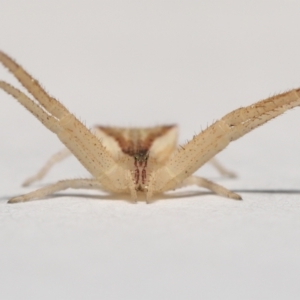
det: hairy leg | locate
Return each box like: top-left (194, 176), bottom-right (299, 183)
top-left (178, 175), bottom-right (241, 200)
top-left (209, 158), bottom-right (236, 178)
top-left (0, 51), bottom-right (116, 179)
top-left (21, 126), bottom-right (115, 186)
top-left (149, 89), bottom-right (300, 195)
top-left (8, 179), bottom-right (104, 203)
top-left (22, 148), bottom-right (71, 186)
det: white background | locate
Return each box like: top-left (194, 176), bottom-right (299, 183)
top-left (1, 1), bottom-right (300, 299)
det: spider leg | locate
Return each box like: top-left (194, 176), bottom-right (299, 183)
top-left (0, 51), bottom-right (67, 117)
top-left (21, 126), bottom-right (110, 187)
top-left (0, 52), bottom-right (117, 182)
top-left (22, 148), bottom-right (71, 187)
top-left (148, 89), bottom-right (300, 197)
top-left (8, 178), bottom-right (105, 203)
top-left (0, 81), bottom-right (61, 132)
top-left (0, 80), bottom-right (115, 179)
top-left (177, 175), bottom-right (241, 200)
top-left (208, 158), bottom-right (236, 178)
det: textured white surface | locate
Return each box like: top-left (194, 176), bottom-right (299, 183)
top-left (1, 1), bottom-right (300, 299)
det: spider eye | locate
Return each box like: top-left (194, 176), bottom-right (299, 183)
top-left (134, 152), bottom-right (149, 162)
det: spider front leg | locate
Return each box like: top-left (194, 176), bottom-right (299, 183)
top-left (147, 89), bottom-right (300, 199)
top-left (0, 51), bottom-right (136, 201)
top-left (0, 51), bottom-right (116, 180)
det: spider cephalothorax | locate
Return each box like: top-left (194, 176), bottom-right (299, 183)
top-left (93, 125), bottom-right (177, 191)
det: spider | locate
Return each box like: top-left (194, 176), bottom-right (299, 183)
top-left (0, 51), bottom-right (299, 204)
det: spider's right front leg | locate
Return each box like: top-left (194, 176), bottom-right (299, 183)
top-left (147, 89), bottom-right (300, 199)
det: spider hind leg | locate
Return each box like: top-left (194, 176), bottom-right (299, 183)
top-left (177, 175), bottom-right (242, 200)
top-left (8, 179), bottom-right (104, 203)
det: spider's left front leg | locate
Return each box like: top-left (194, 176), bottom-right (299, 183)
top-left (0, 51), bottom-right (135, 200)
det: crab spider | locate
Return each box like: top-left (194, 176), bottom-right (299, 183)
top-left (0, 51), bottom-right (299, 204)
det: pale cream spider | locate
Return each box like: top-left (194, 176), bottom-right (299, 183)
top-left (1, 51), bottom-right (299, 204)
